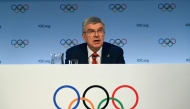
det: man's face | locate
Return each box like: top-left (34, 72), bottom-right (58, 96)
top-left (82, 23), bottom-right (105, 52)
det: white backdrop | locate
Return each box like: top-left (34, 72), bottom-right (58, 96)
top-left (0, 64), bottom-right (190, 109)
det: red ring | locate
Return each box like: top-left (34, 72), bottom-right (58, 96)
top-left (112, 85), bottom-right (139, 109)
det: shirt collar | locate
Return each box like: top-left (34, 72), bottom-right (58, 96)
top-left (87, 46), bottom-right (102, 57)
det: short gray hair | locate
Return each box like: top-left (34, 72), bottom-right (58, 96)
top-left (82, 16), bottom-right (105, 33)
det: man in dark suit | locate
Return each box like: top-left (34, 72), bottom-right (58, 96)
top-left (65, 16), bottom-right (125, 64)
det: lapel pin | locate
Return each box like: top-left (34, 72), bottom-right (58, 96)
top-left (107, 55), bottom-right (110, 57)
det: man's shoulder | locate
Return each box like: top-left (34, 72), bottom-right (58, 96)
top-left (66, 43), bottom-right (87, 52)
top-left (103, 42), bottom-right (123, 50)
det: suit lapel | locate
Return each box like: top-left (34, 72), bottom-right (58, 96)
top-left (101, 42), bottom-right (111, 64)
top-left (78, 43), bottom-right (88, 64)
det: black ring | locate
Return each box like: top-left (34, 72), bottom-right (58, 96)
top-left (82, 85), bottom-right (109, 109)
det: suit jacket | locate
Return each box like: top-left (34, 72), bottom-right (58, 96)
top-left (65, 42), bottom-right (125, 64)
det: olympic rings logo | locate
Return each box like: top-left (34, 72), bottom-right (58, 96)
top-left (158, 38), bottom-right (176, 47)
top-left (11, 4), bottom-right (29, 13)
top-left (53, 85), bottom-right (139, 109)
top-left (109, 39), bottom-right (127, 47)
top-left (60, 4), bottom-right (78, 13)
top-left (158, 3), bottom-right (176, 12)
top-left (60, 39), bottom-right (78, 48)
top-left (11, 39), bottom-right (29, 48)
top-left (186, 23), bottom-right (190, 26)
top-left (109, 4), bottom-right (127, 12)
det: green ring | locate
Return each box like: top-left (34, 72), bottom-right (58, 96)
top-left (97, 97), bottom-right (124, 109)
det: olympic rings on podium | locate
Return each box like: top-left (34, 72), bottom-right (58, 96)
top-left (53, 84), bottom-right (139, 109)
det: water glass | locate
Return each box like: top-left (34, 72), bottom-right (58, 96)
top-left (69, 59), bottom-right (78, 64)
top-left (50, 53), bottom-right (64, 64)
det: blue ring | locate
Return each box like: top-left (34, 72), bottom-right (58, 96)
top-left (158, 3), bottom-right (163, 9)
top-left (109, 39), bottom-right (115, 44)
top-left (11, 4), bottom-right (16, 10)
top-left (60, 39), bottom-right (66, 45)
top-left (11, 39), bottom-right (16, 45)
top-left (158, 38), bottom-right (164, 44)
top-left (53, 85), bottom-right (80, 109)
top-left (109, 4), bottom-right (114, 10)
top-left (60, 4), bottom-right (66, 10)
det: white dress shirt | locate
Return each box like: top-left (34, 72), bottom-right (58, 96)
top-left (87, 46), bottom-right (102, 64)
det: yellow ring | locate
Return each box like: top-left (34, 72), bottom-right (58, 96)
top-left (68, 97), bottom-right (95, 109)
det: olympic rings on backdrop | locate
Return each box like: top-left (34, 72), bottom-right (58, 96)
top-left (11, 4), bottom-right (29, 13)
top-left (158, 3), bottom-right (176, 12)
top-left (60, 4), bottom-right (78, 13)
top-left (11, 39), bottom-right (29, 48)
top-left (53, 84), bottom-right (139, 109)
top-left (60, 39), bottom-right (78, 48)
top-left (158, 38), bottom-right (176, 47)
top-left (109, 39), bottom-right (127, 47)
top-left (109, 4), bottom-right (127, 12)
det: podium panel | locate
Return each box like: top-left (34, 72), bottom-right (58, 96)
top-left (0, 64), bottom-right (190, 109)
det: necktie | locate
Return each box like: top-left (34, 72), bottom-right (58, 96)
top-left (92, 52), bottom-right (98, 64)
